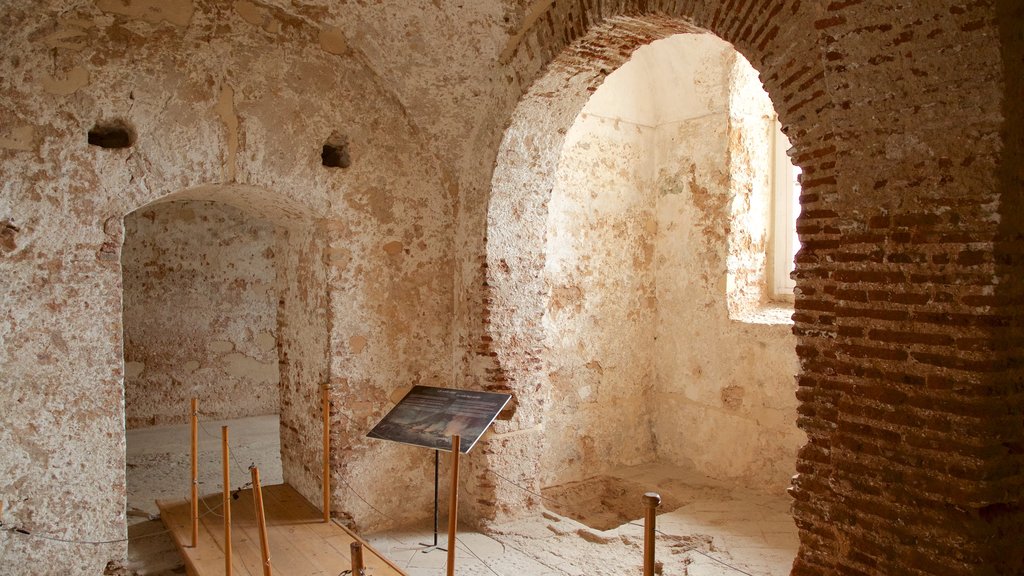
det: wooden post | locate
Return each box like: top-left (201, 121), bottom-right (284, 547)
top-left (190, 397), bottom-right (199, 548)
top-left (322, 385), bottom-right (330, 523)
top-left (251, 466), bottom-right (272, 576)
top-left (222, 426), bottom-right (232, 576)
top-left (446, 435), bottom-right (461, 576)
top-left (350, 541), bottom-right (364, 576)
top-left (642, 492), bottom-right (662, 576)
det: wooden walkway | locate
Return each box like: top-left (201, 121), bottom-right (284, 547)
top-left (158, 483), bottom-right (408, 576)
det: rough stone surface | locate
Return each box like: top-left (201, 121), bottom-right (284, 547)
top-left (1, 1), bottom-right (1022, 575)
top-left (122, 200), bottom-right (280, 428)
top-left (541, 34), bottom-right (801, 493)
top-left (0, 1), bottom-right (451, 572)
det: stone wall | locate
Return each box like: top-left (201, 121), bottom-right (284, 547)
top-left (539, 33), bottom-right (801, 493)
top-left (0, 2), bottom-right (452, 572)
top-left (543, 91), bottom-right (658, 487)
top-left (276, 219), bottom-right (331, 512)
top-left (475, 1), bottom-right (1022, 573)
top-left (122, 200), bottom-right (280, 428)
top-left (1, 1), bottom-right (1022, 574)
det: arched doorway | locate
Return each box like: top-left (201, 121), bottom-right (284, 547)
top-left (539, 31), bottom-right (804, 495)
top-left (466, 7), bottom-right (832, 573)
top-left (480, 30), bottom-right (805, 573)
top-left (119, 184), bottom-right (331, 570)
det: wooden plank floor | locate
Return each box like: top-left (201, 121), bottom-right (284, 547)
top-left (157, 483), bottom-right (408, 576)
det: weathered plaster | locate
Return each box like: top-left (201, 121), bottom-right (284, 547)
top-left (540, 34), bottom-right (802, 493)
top-left (122, 200), bottom-right (280, 428)
top-left (1, 0), bottom-right (1021, 573)
top-left (543, 107), bottom-right (658, 487)
top-left (95, 0), bottom-right (195, 28)
top-left (0, 2), bottom-right (452, 572)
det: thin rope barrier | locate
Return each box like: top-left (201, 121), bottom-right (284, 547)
top-left (454, 534), bottom-right (505, 576)
top-left (196, 412), bottom-right (257, 488)
top-left (0, 494), bottom-right (224, 546)
top-left (0, 409), bottom-right (270, 547)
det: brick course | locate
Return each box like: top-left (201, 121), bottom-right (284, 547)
top-left (484, 0), bottom-right (1024, 573)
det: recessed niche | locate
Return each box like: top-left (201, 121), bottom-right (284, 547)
top-left (88, 120), bottom-right (135, 149)
top-left (321, 133), bottom-right (351, 169)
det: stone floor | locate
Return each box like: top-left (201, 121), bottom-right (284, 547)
top-left (125, 415), bottom-right (797, 576)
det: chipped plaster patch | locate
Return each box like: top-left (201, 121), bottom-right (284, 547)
top-left (0, 126), bottom-right (36, 151)
top-left (223, 352), bottom-right (278, 383)
top-left (234, 0), bottom-right (265, 27)
top-left (214, 84), bottom-right (239, 182)
top-left (209, 340), bottom-right (234, 353)
top-left (255, 332), bottom-right (276, 351)
top-left (319, 26), bottom-right (349, 55)
top-left (721, 385), bottom-right (745, 410)
top-left (41, 24), bottom-right (92, 51)
top-left (41, 66), bottom-right (90, 96)
top-left (125, 361), bottom-right (146, 378)
top-left (349, 335), bottom-right (367, 354)
top-left (95, 0), bottom-right (195, 27)
top-left (233, 1), bottom-right (282, 33)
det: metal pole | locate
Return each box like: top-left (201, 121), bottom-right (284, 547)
top-left (446, 435), bottom-right (461, 576)
top-left (420, 449), bottom-right (445, 552)
top-left (433, 449), bottom-right (440, 547)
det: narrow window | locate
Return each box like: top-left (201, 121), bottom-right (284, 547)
top-left (771, 119), bottom-right (801, 300)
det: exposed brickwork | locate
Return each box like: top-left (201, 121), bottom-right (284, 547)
top-left (483, 0), bottom-right (1023, 573)
top-left (1, 0), bottom-right (1020, 573)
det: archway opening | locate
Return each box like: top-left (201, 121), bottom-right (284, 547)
top-left (540, 29), bottom-right (803, 526)
top-left (122, 197), bottom-right (282, 503)
top-left (119, 185), bottom-right (330, 571)
top-left (483, 24), bottom-right (807, 574)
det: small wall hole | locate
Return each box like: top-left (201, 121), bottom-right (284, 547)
top-left (321, 133), bottom-right (351, 169)
top-left (88, 120), bottom-right (135, 149)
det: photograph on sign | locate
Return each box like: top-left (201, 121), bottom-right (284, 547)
top-left (367, 385), bottom-right (512, 453)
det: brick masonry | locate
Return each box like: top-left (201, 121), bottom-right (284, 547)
top-left (474, 1), bottom-right (1023, 574)
top-left (0, 1), bottom-right (1021, 574)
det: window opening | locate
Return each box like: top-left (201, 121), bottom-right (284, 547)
top-left (771, 119), bottom-right (801, 300)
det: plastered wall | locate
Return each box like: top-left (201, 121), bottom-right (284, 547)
top-left (649, 36), bottom-right (803, 491)
top-left (1, 1), bottom-right (1022, 574)
top-left (543, 97), bottom-right (658, 488)
top-left (0, 2), bottom-right (452, 572)
top-left (122, 200), bottom-right (280, 428)
top-left (542, 34), bottom-right (801, 492)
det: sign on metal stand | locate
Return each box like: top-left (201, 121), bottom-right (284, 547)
top-left (367, 386), bottom-right (512, 554)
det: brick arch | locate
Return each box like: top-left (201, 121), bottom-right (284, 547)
top-left (479, 0), bottom-right (835, 549)
top-left (478, 2), bottom-right (1022, 575)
